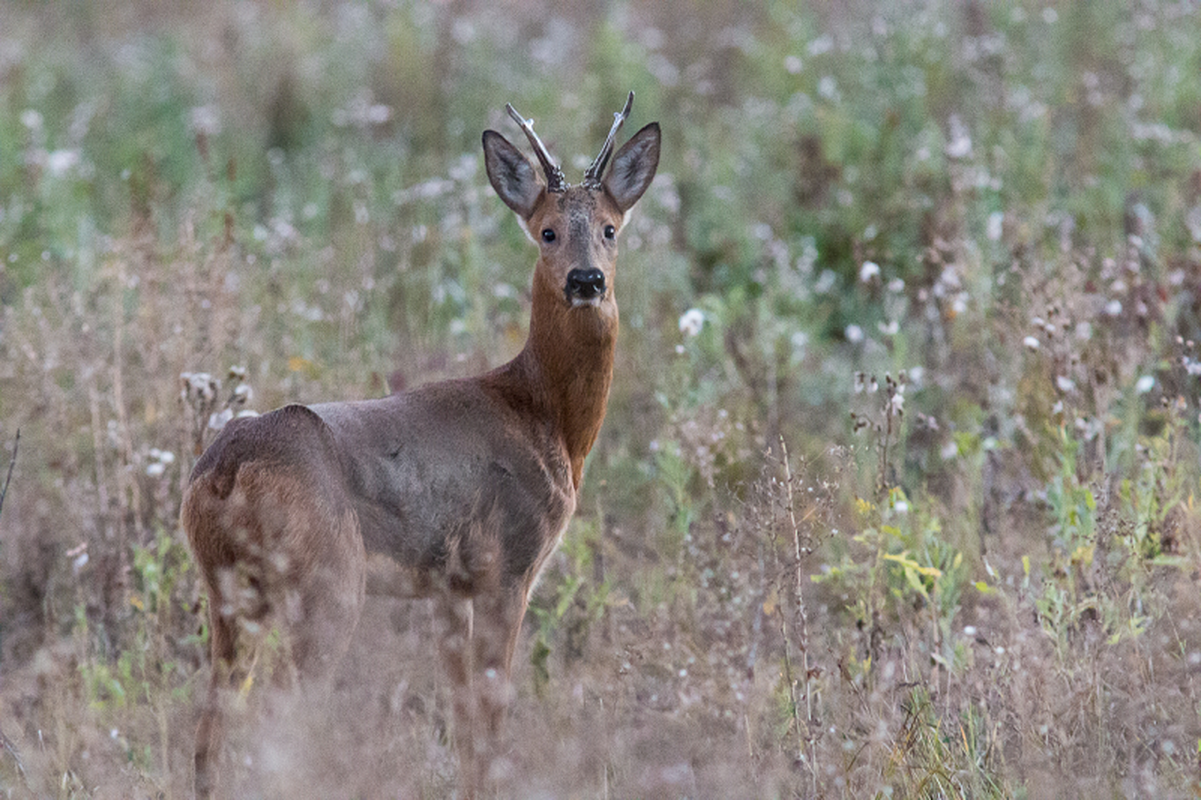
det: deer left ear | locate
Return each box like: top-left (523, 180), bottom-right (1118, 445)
top-left (603, 122), bottom-right (660, 213)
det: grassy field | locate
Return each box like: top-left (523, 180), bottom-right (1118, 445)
top-left (2, 0), bottom-right (1200, 797)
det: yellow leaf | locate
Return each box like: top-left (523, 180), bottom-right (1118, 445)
top-left (882, 552), bottom-right (941, 577)
top-left (763, 587), bottom-right (779, 616)
top-left (883, 552), bottom-right (919, 569)
top-left (288, 356), bottom-right (312, 373)
top-left (239, 671), bottom-right (255, 697)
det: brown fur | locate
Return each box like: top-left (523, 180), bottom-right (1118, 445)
top-left (182, 102), bottom-right (659, 797)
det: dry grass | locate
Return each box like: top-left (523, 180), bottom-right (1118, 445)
top-left (3, 1), bottom-right (1201, 798)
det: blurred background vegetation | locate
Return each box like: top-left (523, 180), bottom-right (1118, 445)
top-left (1, 0), bottom-right (1200, 797)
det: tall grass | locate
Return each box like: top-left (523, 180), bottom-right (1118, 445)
top-left (1, 0), bottom-right (1200, 797)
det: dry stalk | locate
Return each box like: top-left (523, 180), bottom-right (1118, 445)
top-left (0, 429), bottom-right (18, 521)
top-left (765, 437), bottom-right (822, 796)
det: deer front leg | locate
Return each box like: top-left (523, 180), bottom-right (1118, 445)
top-left (472, 586), bottom-right (528, 742)
top-left (435, 585), bottom-right (527, 797)
top-left (435, 593), bottom-right (479, 796)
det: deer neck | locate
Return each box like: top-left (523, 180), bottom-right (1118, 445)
top-left (507, 266), bottom-right (617, 489)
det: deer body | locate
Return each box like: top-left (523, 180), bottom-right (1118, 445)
top-left (183, 95), bottom-right (659, 797)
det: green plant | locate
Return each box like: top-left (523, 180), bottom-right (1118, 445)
top-left (527, 518), bottom-right (611, 697)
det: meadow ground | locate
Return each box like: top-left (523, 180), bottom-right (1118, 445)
top-left (1, 1), bottom-right (1201, 797)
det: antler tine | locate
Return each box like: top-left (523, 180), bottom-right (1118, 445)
top-left (582, 91), bottom-right (635, 188)
top-left (505, 103), bottom-right (567, 193)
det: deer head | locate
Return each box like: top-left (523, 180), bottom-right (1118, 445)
top-left (482, 92), bottom-right (660, 331)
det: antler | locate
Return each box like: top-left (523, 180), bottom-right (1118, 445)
top-left (505, 103), bottom-right (567, 193)
top-left (582, 91), bottom-right (634, 189)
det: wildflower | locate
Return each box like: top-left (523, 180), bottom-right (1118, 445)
top-left (818, 75), bottom-right (839, 101)
top-left (187, 105), bottom-right (222, 137)
top-left (67, 542), bottom-right (88, 574)
top-left (45, 150), bottom-right (80, 177)
top-left (20, 109), bottom-right (43, 130)
top-left (845, 324), bottom-right (864, 343)
top-left (208, 408), bottom-right (234, 431)
top-left (678, 308), bottom-right (704, 337)
top-left (181, 372), bottom-right (219, 403)
top-left (859, 261), bottom-right (880, 283)
top-left (1022, 336), bottom-right (1040, 351)
top-left (790, 330), bottom-right (808, 358)
top-left (807, 35), bottom-right (834, 56)
top-left (945, 115), bottom-right (973, 159)
top-left (1056, 375), bottom-right (1075, 392)
top-left (814, 269), bottom-right (837, 294)
top-left (146, 448), bottom-right (175, 478)
top-left (1135, 375), bottom-right (1155, 394)
top-left (987, 211), bottom-right (1004, 241)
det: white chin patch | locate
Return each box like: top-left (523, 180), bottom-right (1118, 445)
top-left (570, 295), bottom-right (604, 309)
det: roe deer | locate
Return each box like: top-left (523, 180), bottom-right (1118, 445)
top-left (182, 92), bottom-right (660, 797)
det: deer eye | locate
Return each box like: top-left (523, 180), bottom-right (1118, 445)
top-left (541, 228), bottom-right (556, 243)
top-left (603, 224), bottom-right (616, 240)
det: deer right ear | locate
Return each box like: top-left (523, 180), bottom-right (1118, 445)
top-left (483, 130), bottom-right (543, 220)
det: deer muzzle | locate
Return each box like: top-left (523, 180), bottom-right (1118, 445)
top-left (565, 268), bottom-right (606, 306)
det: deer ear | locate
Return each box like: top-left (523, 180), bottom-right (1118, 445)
top-left (483, 130), bottom-right (543, 220)
top-left (603, 122), bottom-right (660, 213)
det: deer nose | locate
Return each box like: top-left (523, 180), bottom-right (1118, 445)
top-left (566, 268), bottom-right (606, 300)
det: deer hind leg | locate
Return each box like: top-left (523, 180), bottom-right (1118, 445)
top-left (289, 543), bottom-right (367, 690)
top-left (194, 597), bottom-right (238, 800)
top-left (190, 474), bottom-right (364, 798)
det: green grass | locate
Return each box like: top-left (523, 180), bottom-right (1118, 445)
top-left (2, 0), bottom-right (1201, 797)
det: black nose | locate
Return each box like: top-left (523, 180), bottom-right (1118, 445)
top-left (566, 268), bottom-right (606, 300)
